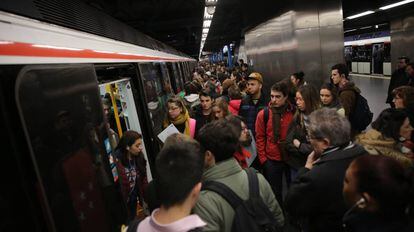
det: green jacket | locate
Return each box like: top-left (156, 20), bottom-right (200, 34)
top-left (193, 158), bottom-right (284, 232)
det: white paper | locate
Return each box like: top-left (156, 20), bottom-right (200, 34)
top-left (157, 124), bottom-right (180, 143)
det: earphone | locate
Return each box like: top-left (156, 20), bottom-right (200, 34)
top-left (343, 197), bottom-right (368, 219)
top-left (355, 197), bottom-right (366, 208)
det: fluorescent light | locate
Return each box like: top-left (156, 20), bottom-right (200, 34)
top-left (203, 20), bottom-right (212, 28)
top-left (346, 10), bottom-right (375, 20)
top-left (380, 0), bottom-right (414, 10)
top-left (360, 26), bottom-right (372, 30)
top-left (202, 28), bottom-right (209, 34)
top-left (344, 29), bottom-right (357, 33)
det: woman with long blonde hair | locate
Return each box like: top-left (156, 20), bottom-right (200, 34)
top-left (163, 95), bottom-right (196, 138)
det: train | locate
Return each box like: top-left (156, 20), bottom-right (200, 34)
top-left (344, 33), bottom-right (392, 76)
top-left (0, 8), bottom-right (196, 232)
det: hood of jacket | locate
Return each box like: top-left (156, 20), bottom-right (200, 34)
top-left (340, 81), bottom-right (361, 94)
top-left (229, 99), bottom-right (241, 110)
top-left (356, 129), bottom-right (395, 149)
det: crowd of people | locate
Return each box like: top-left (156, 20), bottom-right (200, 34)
top-left (113, 59), bottom-right (414, 232)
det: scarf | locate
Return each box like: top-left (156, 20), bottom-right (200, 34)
top-left (270, 104), bottom-right (288, 143)
top-left (163, 109), bottom-right (191, 136)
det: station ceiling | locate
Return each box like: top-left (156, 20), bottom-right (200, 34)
top-left (81, 0), bottom-right (414, 58)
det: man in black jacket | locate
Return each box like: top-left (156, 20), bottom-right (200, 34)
top-left (285, 108), bottom-right (367, 232)
top-left (386, 56), bottom-right (410, 107)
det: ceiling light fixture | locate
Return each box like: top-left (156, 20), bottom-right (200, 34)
top-left (203, 20), bottom-right (212, 28)
top-left (346, 10), bottom-right (375, 20)
top-left (344, 29), bottom-right (357, 33)
top-left (200, 0), bottom-right (219, 57)
top-left (380, 0), bottom-right (414, 10)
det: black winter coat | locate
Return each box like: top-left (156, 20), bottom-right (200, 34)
top-left (285, 144), bottom-right (368, 232)
top-left (285, 113), bottom-right (313, 169)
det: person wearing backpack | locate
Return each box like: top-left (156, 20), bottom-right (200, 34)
top-left (255, 81), bottom-right (295, 205)
top-left (194, 120), bottom-right (284, 232)
top-left (136, 134), bottom-right (206, 232)
top-left (331, 63), bottom-right (372, 135)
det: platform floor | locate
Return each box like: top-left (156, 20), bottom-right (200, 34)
top-left (350, 74), bottom-right (390, 122)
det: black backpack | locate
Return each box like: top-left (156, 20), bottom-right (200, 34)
top-left (349, 93), bottom-right (373, 131)
top-left (202, 168), bottom-right (281, 232)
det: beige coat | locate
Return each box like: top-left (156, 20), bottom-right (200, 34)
top-left (356, 129), bottom-right (413, 168)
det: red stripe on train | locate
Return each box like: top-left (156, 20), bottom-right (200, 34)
top-left (0, 41), bottom-right (179, 60)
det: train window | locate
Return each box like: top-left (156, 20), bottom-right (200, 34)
top-left (171, 63), bottom-right (184, 93)
top-left (159, 63), bottom-right (174, 96)
top-left (138, 63), bottom-right (171, 136)
top-left (16, 65), bottom-right (126, 232)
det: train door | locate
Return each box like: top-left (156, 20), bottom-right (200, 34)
top-left (98, 78), bottom-right (152, 182)
top-left (15, 64), bottom-right (127, 232)
top-left (372, 43), bottom-right (385, 74)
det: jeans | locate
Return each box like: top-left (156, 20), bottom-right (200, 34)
top-left (263, 160), bottom-right (290, 205)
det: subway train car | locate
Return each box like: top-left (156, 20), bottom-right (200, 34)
top-left (0, 8), bottom-right (195, 232)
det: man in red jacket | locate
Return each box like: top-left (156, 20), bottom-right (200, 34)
top-left (255, 81), bottom-right (295, 204)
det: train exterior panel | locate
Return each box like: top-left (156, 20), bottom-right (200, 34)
top-left (0, 10), bottom-right (195, 232)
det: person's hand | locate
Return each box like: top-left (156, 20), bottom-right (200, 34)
top-left (293, 139), bottom-right (301, 148)
top-left (305, 151), bottom-right (319, 169)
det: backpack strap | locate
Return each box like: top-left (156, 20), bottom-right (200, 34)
top-left (126, 218), bottom-right (144, 232)
top-left (245, 168), bottom-right (260, 200)
top-left (202, 181), bottom-right (244, 210)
